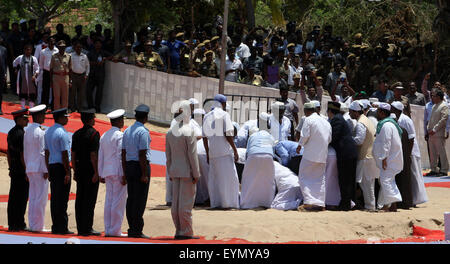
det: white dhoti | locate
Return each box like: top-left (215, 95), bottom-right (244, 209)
top-left (27, 172), bottom-right (49, 232)
top-left (377, 168), bottom-right (402, 208)
top-left (195, 153), bottom-right (210, 204)
top-left (271, 161), bottom-right (302, 210)
top-left (165, 172), bottom-right (172, 204)
top-left (240, 154), bottom-right (276, 209)
top-left (208, 155), bottom-right (240, 209)
top-left (36, 77), bottom-right (43, 104)
top-left (104, 176), bottom-right (127, 236)
top-left (410, 156), bottom-right (428, 205)
top-left (356, 158), bottom-right (379, 210)
top-left (298, 159), bottom-right (327, 207)
top-left (324, 148), bottom-right (341, 206)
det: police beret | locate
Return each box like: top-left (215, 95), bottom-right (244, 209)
top-left (52, 108), bottom-right (70, 117)
top-left (204, 50), bottom-right (213, 56)
top-left (214, 94), bottom-right (227, 103)
top-left (211, 36), bottom-right (220, 41)
top-left (287, 43), bottom-right (295, 48)
top-left (203, 40), bottom-right (211, 45)
top-left (135, 104), bottom-right (150, 113)
top-left (176, 32), bottom-right (184, 38)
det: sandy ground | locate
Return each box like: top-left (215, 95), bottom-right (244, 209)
top-left (0, 153), bottom-right (448, 243)
top-left (1, 93), bottom-right (449, 243)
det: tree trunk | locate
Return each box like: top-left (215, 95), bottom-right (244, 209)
top-left (433, 0), bottom-right (450, 83)
top-left (245, 0), bottom-right (255, 30)
top-left (112, 0), bottom-right (123, 53)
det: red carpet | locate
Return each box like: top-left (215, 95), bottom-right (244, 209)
top-left (0, 225), bottom-right (445, 244)
top-left (0, 193), bottom-right (76, 203)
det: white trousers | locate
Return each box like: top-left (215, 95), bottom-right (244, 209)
top-left (324, 150), bottom-right (341, 206)
top-left (27, 172), bottom-right (49, 231)
top-left (208, 155), bottom-right (240, 209)
top-left (377, 168), bottom-right (402, 208)
top-left (171, 177), bottom-right (196, 237)
top-left (298, 159), bottom-right (327, 207)
top-left (356, 158), bottom-right (379, 210)
top-left (410, 156), bottom-right (428, 205)
top-left (195, 154), bottom-right (210, 204)
top-left (104, 176), bottom-right (127, 236)
top-left (240, 154), bottom-right (276, 209)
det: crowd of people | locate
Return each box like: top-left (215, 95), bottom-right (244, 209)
top-left (1, 18), bottom-right (450, 116)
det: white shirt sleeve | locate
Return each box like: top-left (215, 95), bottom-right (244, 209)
top-left (84, 54), bottom-right (90, 76)
top-left (299, 118), bottom-right (310, 146)
top-left (33, 56), bottom-right (39, 76)
top-left (353, 122), bottom-right (367, 146)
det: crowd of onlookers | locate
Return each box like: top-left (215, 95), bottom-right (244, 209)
top-left (0, 18), bottom-right (449, 116)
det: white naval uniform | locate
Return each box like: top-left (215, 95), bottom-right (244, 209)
top-left (271, 161), bottom-right (303, 210)
top-left (397, 114), bottom-right (428, 205)
top-left (98, 127), bottom-right (127, 237)
top-left (202, 107), bottom-right (240, 209)
top-left (298, 112), bottom-right (332, 207)
top-left (372, 121), bottom-right (403, 208)
top-left (24, 123), bottom-right (49, 232)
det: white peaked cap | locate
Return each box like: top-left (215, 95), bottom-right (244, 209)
top-left (29, 104), bottom-right (46, 113)
top-left (107, 109), bottom-right (125, 119)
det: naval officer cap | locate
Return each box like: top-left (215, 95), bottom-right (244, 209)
top-left (52, 108), bottom-right (70, 118)
top-left (135, 104), bottom-right (150, 113)
top-left (12, 108), bottom-right (29, 118)
top-left (29, 104), bottom-right (47, 115)
top-left (391, 101), bottom-right (404, 111)
top-left (107, 109), bottom-right (125, 120)
top-left (214, 94), bottom-right (227, 103)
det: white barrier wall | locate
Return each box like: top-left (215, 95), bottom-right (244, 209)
top-left (102, 61), bottom-right (450, 169)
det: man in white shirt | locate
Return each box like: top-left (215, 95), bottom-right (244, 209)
top-left (225, 46), bottom-right (243, 83)
top-left (372, 103), bottom-right (403, 212)
top-left (349, 101), bottom-right (379, 211)
top-left (39, 37), bottom-right (58, 107)
top-left (391, 102), bottom-right (428, 207)
top-left (24, 105), bottom-right (49, 232)
top-left (296, 102), bottom-right (332, 211)
top-left (269, 102), bottom-right (291, 142)
top-left (69, 41), bottom-right (90, 112)
top-left (98, 109), bottom-right (127, 237)
top-left (34, 31), bottom-right (50, 105)
top-left (202, 94), bottom-right (240, 209)
top-left (271, 161), bottom-right (303, 210)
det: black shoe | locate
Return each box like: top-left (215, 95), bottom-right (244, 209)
top-left (128, 233), bottom-right (150, 239)
top-left (89, 229), bottom-right (101, 236)
top-left (174, 235), bottom-right (200, 240)
top-left (426, 171), bottom-right (438, 176)
top-left (54, 230), bottom-right (74, 235)
top-left (438, 172), bottom-right (448, 176)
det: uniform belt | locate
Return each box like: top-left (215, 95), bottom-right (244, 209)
top-left (72, 72), bottom-right (86, 76)
top-left (53, 72), bottom-right (68, 76)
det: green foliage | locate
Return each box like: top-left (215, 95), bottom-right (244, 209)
top-left (299, 0), bottom-right (438, 46)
